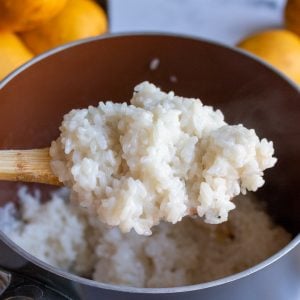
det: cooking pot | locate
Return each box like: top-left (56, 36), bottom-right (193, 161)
top-left (0, 34), bottom-right (299, 300)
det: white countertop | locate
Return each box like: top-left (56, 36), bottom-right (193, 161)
top-left (109, 0), bottom-right (286, 45)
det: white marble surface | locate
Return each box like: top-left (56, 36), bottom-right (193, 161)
top-left (109, 0), bottom-right (287, 45)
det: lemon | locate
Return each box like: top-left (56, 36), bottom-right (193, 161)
top-left (20, 0), bottom-right (108, 55)
top-left (238, 30), bottom-right (300, 84)
top-left (285, 0), bottom-right (300, 36)
top-left (0, 0), bottom-right (67, 32)
top-left (0, 31), bottom-right (33, 80)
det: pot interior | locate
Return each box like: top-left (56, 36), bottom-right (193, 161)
top-left (0, 35), bottom-right (299, 236)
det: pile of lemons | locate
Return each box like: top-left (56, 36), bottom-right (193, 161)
top-left (0, 0), bottom-right (299, 84)
top-left (238, 0), bottom-right (300, 84)
top-left (0, 0), bottom-right (107, 80)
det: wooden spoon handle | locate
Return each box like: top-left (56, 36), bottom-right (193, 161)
top-left (0, 148), bottom-right (61, 186)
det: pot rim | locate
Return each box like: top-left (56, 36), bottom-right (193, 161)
top-left (0, 32), bottom-right (299, 294)
top-left (1, 32), bottom-right (299, 92)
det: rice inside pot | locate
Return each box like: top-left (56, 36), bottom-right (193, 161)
top-left (0, 187), bottom-right (290, 287)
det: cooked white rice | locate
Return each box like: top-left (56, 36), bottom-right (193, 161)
top-left (0, 187), bottom-right (290, 287)
top-left (50, 82), bottom-right (277, 235)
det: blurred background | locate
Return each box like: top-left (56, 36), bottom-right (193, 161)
top-left (0, 0), bottom-right (299, 84)
top-left (110, 0), bottom-right (285, 45)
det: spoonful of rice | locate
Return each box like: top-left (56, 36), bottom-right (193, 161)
top-left (0, 82), bottom-right (277, 235)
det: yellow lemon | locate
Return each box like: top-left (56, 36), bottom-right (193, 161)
top-left (0, 0), bottom-right (68, 32)
top-left (238, 30), bottom-right (300, 84)
top-left (20, 0), bottom-right (108, 55)
top-left (285, 0), bottom-right (300, 36)
top-left (0, 31), bottom-right (33, 80)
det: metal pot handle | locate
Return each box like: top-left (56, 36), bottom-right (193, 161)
top-left (0, 268), bottom-right (71, 299)
top-left (0, 268), bottom-right (11, 295)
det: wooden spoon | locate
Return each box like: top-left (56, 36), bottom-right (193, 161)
top-left (0, 148), bottom-right (61, 186)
